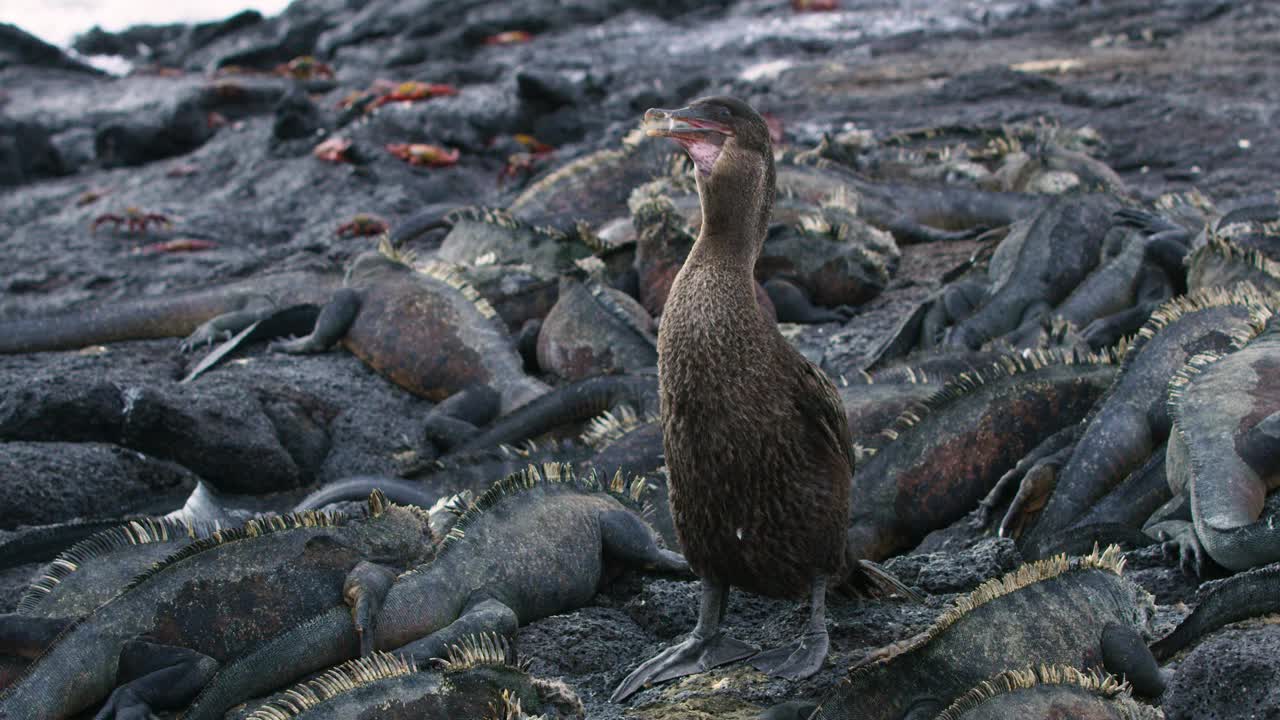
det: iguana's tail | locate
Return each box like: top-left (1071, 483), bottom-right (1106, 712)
top-left (839, 559), bottom-right (923, 602)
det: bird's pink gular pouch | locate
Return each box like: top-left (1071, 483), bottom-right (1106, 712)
top-left (643, 105), bottom-right (735, 177)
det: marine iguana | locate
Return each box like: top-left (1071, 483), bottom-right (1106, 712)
top-left (0, 493), bottom-right (435, 720)
top-left (1150, 561), bottom-right (1280, 662)
top-left (995, 286), bottom-right (1275, 544)
top-left (180, 464), bottom-right (686, 720)
top-left (944, 194), bottom-right (1122, 350)
top-left (1005, 209), bottom-right (1189, 351)
top-left (267, 247), bottom-right (547, 415)
top-left (0, 244), bottom-right (547, 415)
top-left (0, 261), bottom-right (341, 355)
top-left (626, 172), bottom-right (892, 323)
top-left (810, 546), bottom-right (1158, 720)
top-left (1159, 321), bottom-right (1280, 573)
top-left (535, 262), bottom-right (657, 381)
top-left (237, 635), bottom-right (584, 720)
top-left (1186, 234), bottom-right (1280, 296)
top-left (848, 348), bottom-right (1117, 562)
top-left (932, 665), bottom-right (1161, 720)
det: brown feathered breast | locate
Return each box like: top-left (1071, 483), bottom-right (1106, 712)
top-left (658, 256), bottom-right (851, 599)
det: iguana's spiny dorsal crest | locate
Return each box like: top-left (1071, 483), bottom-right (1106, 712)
top-left (853, 544), bottom-right (1127, 674)
top-left (934, 664), bottom-right (1155, 720)
top-left (245, 652), bottom-right (417, 720)
top-left (403, 463), bottom-right (651, 577)
top-left (856, 347), bottom-right (1118, 460)
top-left (16, 517), bottom-right (219, 615)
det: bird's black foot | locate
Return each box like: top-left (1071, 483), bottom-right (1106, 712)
top-left (750, 627), bottom-right (830, 679)
top-left (611, 631), bottom-right (757, 702)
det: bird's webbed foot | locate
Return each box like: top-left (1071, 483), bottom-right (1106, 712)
top-left (750, 576), bottom-right (831, 680)
top-left (611, 580), bottom-right (756, 702)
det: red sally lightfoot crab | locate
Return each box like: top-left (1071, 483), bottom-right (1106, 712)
top-left (91, 207), bottom-right (172, 234)
top-left (386, 143), bottom-right (460, 167)
top-left (336, 214), bottom-right (389, 238)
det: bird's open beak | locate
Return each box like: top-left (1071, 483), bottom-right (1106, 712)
top-left (643, 106), bottom-right (735, 141)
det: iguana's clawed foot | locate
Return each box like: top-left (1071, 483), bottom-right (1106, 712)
top-left (179, 326), bottom-right (232, 353)
top-left (750, 629), bottom-right (830, 680)
top-left (998, 463), bottom-right (1056, 539)
top-left (344, 561), bottom-right (397, 656)
top-left (270, 335), bottom-right (320, 354)
top-left (611, 632), bottom-right (758, 702)
top-left (1156, 524), bottom-right (1206, 577)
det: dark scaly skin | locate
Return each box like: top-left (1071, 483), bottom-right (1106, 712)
top-left (0, 500), bottom-right (434, 720)
top-left (0, 268), bottom-right (340, 354)
top-left (770, 154), bottom-right (1046, 245)
top-left (1012, 288), bottom-right (1274, 547)
top-left (536, 272), bottom-right (657, 381)
top-left (434, 207), bottom-right (591, 279)
top-left (508, 136), bottom-right (678, 231)
top-left (1008, 212), bottom-right (1187, 351)
top-left (932, 666), bottom-right (1161, 720)
top-left (234, 647), bottom-right (583, 720)
top-left (837, 379), bottom-right (939, 446)
top-left (450, 372), bottom-right (657, 455)
top-left (182, 466), bottom-right (685, 720)
top-left (13, 518), bottom-right (213, 620)
top-left (628, 181), bottom-right (778, 321)
top-left (811, 548), bottom-right (1155, 720)
top-left (1164, 322), bottom-right (1280, 572)
top-left (847, 351), bottom-right (1116, 562)
top-left (946, 194), bottom-right (1121, 350)
top-left (1186, 235), bottom-right (1280, 295)
top-left (274, 251), bottom-right (548, 414)
top-left (1150, 562), bottom-right (1280, 661)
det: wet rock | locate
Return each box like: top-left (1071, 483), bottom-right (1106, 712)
top-left (0, 23), bottom-right (100, 73)
top-left (272, 86), bottom-right (324, 141)
top-left (95, 97), bottom-right (215, 167)
top-left (118, 383), bottom-right (329, 494)
top-left (1162, 623), bottom-right (1280, 720)
top-left (0, 119), bottom-right (67, 187)
top-left (0, 441), bottom-right (196, 529)
top-left (884, 537), bottom-right (1022, 595)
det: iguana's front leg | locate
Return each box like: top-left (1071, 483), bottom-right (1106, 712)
top-left (344, 561), bottom-right (397, 656)
top-left (179, 296), bottom-right (276, 352)
top-left (272, 288), bottom-right (361, 354)
top-left (93, 639), bottom-right (218, 720)
top-left (392, 597), bottom-right (518, 663)
top-left (972, 423), bottom-right (1080, 532)
top-left (764, 278), bottom-right (858, 325)
top-left (1149, 519), bottom-right (1207, 577)
top-left (599, 509), bottom-right (690, 575)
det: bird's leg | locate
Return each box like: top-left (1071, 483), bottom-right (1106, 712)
top-left (610, 579), bottom-right (756, 702)
top-left (751, 575), bottom-right (830, 679)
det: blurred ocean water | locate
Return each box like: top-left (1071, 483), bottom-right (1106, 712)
top-left (0, 0), bottom-right (289, 47)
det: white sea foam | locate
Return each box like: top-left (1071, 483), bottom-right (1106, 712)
top-left (0, 0), bottom-right (289, 48)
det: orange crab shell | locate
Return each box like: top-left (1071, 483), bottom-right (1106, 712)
top-left (134, 238), bottom-right (218, 254)
top-left (314, 136), bottom-right (354, 163)
top-left (484, 30), bottom-right (533, 45)
top-left (385, 143), bottom-right (460, 167)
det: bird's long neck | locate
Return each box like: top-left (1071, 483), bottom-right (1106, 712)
top-left (687, 152), bottom-right (776, 276)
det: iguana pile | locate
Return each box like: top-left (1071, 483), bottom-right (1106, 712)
top-left (0, 493), bottom-right (435, 719)
top-left (181, 464), bottom-right (686, 720)
top-left (811, 546), bottom-right (1158, 719)
top-left (236, 635), bottom-right (583, 720)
